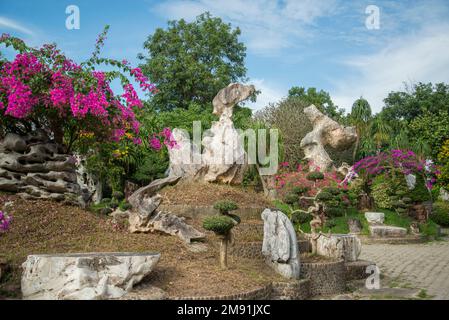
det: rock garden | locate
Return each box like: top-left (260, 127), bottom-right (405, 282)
top-left (1, 13), bottom-right (449, 301)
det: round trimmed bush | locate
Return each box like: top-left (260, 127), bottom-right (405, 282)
top-left (306, 172), bottom-right (325, 181)
top-left (284, 193), bottom-right (298, 205)
top-left (213, 200), bottom-right (238, 214)
top-left (203, 216), bottom-right (236, 235)
top-left (323, 187), bottom-right (341, 196)
top-left (292, 186), bottom-right (309, 195)
top-left (316, 191), bottom-right (333, 202)
top-left (291, 211), bottom-right (312, 224)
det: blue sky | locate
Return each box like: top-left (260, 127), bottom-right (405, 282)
top-left (1, 0), bottom-right (449, 113)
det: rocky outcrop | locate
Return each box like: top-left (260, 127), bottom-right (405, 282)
top-left (300, 105), bottom-right (357, 172)
top-left (261, 209), bottom-right (300, 280)
top-left (316, 234), bottom-right (362, 262)
top-left (168, 83), bottom-right (255, 184)
top-left (75, 154), bottom-right (102, 204)
top-left (0, 131), bottom-right (83, 204)
top-left (365, 212), bottom-right (385, 225)
top-left (127, 176), bottom-right (205, 243)
top-left (21, 252), bottom-right (160, 300)
top-left (348, 218), bottom-right (363, 234)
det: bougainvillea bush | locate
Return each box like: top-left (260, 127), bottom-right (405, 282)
top-left (0, 27), bottom-right (156, 151)
top-left (353, 149), bottom-right (439, 211)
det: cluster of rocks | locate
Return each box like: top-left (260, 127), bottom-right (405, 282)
top-left (168, 83), bottom-right (255, 185)
top-left (0, 132), bottom-right (86, 204)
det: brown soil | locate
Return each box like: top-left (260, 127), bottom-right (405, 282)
top-left (0, 194), bottom-right (281, 299)
top-left (159, 181), bottom-right (271, 207)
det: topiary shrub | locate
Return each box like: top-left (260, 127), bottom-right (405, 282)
top-left (291, 211), bottom-right (312, 224)
top-left (431, 202), bottom-right (449, 227)
top-left (213, 200), bottom-right (238, 215)
top-left (316, 191), bottom-right (333, 202)
top-left (203, 216), bottom-right (236, 235)
top-left (291, 186), bottom-right (309, 195)
top-left (323, 187), bottom-right (341, 196)
top-left (284, 193), bottom-right (298, 205)
top-left (306, 172), bottom-right (324, 181)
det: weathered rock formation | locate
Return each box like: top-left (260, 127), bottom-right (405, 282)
top-left (261, 209), bottom-right (300, 279)
top-left (127, 176), bottom-right (205, 243)
top-left (0, 132), bottom-right (83, 204)
top-left (168, 83), bottom-right (255, 184)
top-left (75, 154), bottom-right (102, 204)
top-left (316, 234), bottom-right (362, 262)
top-left (364, 212), bottom-right (385, 225)
top-left (369, 225), bottom-right (407, 238)
top-left (21, 252), bottom-right (160, 300)
top-left (300, 105), bottom-right (357, 172)
top-left (347, 218), bottom-right (363, 234)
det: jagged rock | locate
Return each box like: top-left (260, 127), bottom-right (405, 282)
top-left (168, 83), bottom-right (255, 184)
top-left (151, 211), bottom-right (206, 243)
top-left (124, 180), bottom-right (139, 200)
top-left (75, 155), bottom-right (102, 204)
top-left (127, 176), bottom-right (205, 243)
top-left (369, 225), bottom-right (407, 238)
top-left (348, 218), bottom-right (363, 234)
top-left (0, 132), bottom-right (83, 204)
top-left (300, 105), bottom-right (357, 172)
top-left (316, 234), bottom-right (362, 262)
top-left (408, 204), bottom-right (428, 223)
top-left (261, 209), bottom-right (300, 279)
top-left (365, 212), bottom-right (385, 225)
top-left (21, 252), bottom-right (160, 300)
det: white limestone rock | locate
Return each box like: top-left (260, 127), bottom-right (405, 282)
top-left (439, 188), bottom-right (449, 202)
top-left (300, 105), bottom-right (357, 172)
top-left (21, 252), bottom-right (160, 300)
top-left (316, 234), bottom-right (362, 262)
top-left (261, 209), bottom-right (300, 279)
top-left (168, 83), bottom-right (255, 184)
top-left (369, 225), bottom-right (407, 238)
top-left (365, 212), bottom-right (385, 225)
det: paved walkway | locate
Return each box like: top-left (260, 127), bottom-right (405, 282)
top-left (360, 241), bottom-right (449, 300)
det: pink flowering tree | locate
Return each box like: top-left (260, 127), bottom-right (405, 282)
top-left (0, 26), bottom-right (156, 152)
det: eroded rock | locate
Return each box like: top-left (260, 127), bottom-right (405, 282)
top-left (261, 209), bottom-right (300, 279)
top-left (365, 212), bottom-right (385, 225)
top-left (316, 234), bottom-right (362, 262)
top-left (21, 252), bottom-right (160, 300)
top-left (369, 225), bottom-right (407, 238)
top-left (300, 105), bottom-right (357, 172)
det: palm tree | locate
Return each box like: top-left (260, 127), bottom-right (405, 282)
top-left (371, 114), bottom-right (392, 151)
top-left (350, 97), bottom-right (372, 161)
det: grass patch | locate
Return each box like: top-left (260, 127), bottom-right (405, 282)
top-left (419, 220), bottom-right (440, 239)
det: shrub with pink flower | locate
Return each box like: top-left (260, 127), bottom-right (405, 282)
top-left (149, 127), bottom-right (178, 151)
top-left (0, 27), bottom-right (157, 152)
top-left (0, 210), bottom-right (12, 232)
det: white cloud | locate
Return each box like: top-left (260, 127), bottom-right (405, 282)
top-left (153, 0), bottom-right (338, 55)
top-left (332, 23), bottom-right (449, 113)
top-left (0, 16), bottom-right (35, 36)
top-left (245, 78), bottom-right (286, 111)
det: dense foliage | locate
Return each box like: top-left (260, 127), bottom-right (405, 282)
top-left (138, 12), bottom-right (249, 111)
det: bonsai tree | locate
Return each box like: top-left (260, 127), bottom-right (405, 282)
top-left (203, 200), bottom-right (240, 269)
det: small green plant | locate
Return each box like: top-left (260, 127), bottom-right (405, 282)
top-left (213, 200), bottom-right (238, 215)
top-left (316, 191), bottom-right (333, 202)
top-left (291, 211), bottom-right (312, 224)
top-left (291, 186), bottom-right (309, 195)
top-left (306, 172), bottom-right (324, 181)
top-left (203, 216), bottom-right (236, 235)
top-left (112, 191), bottom-right (125, 201)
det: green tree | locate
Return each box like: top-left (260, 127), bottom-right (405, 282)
top-left (350, 97), bottom-right (372, 161)
top-left (288, 86), bottom-right (344, 119)
top-left (139, 12), bottom-right (248, 111)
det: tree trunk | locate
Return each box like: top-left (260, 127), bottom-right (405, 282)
top-left (352, 134), bottom-right (360, 162)
top-left (219, 235), bottom-right (228, 270)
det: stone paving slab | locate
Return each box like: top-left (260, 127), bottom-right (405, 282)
top-left (360, 241), bottom-right (449, 300)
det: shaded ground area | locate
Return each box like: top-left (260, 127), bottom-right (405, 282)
top-left (360, 241), bottom-right (449, 300)
top-left (0, 195), bottom-right (281, 299)
top-left (159, 181), bottom-right (271, 207)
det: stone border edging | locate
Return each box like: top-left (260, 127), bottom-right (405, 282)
top-left (171, 283), bottom-right (273, 300)
top-left (359, 235), bottom-right (426, 245)
top-left (300, 260), bottom-right (346, 296)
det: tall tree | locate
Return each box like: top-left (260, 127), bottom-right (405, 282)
top-left (139, 12), bottom-right (248, 111)
top-left (350, 97), bottom-right (372, 161)
top-left (288, 86), bottom-right (344, 119)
